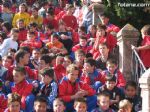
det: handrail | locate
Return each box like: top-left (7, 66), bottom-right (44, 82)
top-left (131, 47), bottom-right (146, 83)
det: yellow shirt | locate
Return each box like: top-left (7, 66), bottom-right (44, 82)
top-left (12, 12), bottom-right (30, 28)
top-left (29, 15), bottom-right (43, 28)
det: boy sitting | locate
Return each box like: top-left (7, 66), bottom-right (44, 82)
top-left (102, 58), bottom-right (126, 88)
top-left (91, 92), bottom-right (115, 112)
top-left (98, 75), bottom-right (122, 110)
top-left (74, 98), bottom-right (87, 112)
top-left (124, 81), bottom-right (142, 112)
top-left (59, 64), bottom-right (97, 111)
top-left (34, 95), bottom-right (47, 112)
top-left (38, 68), bottom-right (57, 111)
top-left (11, 67), bottom-right (35, 112)
top-left (46, 33), bottom-right (67, 55)
top-left (4, 93), bottom-right (23, 112)
top-left (80, 58), bottom-right (105, 91)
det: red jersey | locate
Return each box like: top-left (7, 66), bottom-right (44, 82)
top-left (6, 65), bottom-right (38, 82)
top-left (0, 92), bottom-right (7, 112)
top-left (11, 80), bottom-right (33, 109)
top-left (140, 35), bottom-right (150, 68)
top-left (62, 14), bottom-right (78, 30)
top-left (43, 18), bottom-right (58, 30)
top-left (107, 24), bottom-right (120, 33)
top-left (18, 28), bottom-right (27, 44)
top-left (72, 44), bottom-right (92, 54)
top-left (59, 77), bottom-right (96, 102)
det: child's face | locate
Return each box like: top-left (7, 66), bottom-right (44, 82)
top-left (67, 70), bottom-right (79, 83)
top-left (38, 59), bottom-right (48, 70)
top-left (51, 36), bottom-right (58, 43)
top-left (21, 53), bottom-right (30, 65)
top-left (8, 101), bottom-right (21, 112)
top-left (2, 58), bottom-right (13, 68)
top-left (41, 75), bottom-right (52, 85)
top-left (100, 16), bottom-right (109, 25)
top-left (107, 63), bottom-right (117, 74)
top-left (34, 101), bottom-right (47, 112)
top-left (53, 100), bottom-right (65, 112)
top-left (32, 50), bottom-right (40, 60)
top-left (13, 71), bottom-right (25, 84)
top-left (96, 29), bottom-right (105, 37)
top-left (27, 34), bottom-right (35, 41)
top-left (98, 96), bottom-right (110, 111)
top-left (125, 86), bottom-right (136, 98)
top-left (99, 45), bottom-right (109, 56)
top-left (75, 53), bottom-right (85, 62)
top-left (74, 102), bottom-right (87, 112)
top-left (83, 63), bottom-right (94, 73)
top-left (106, 81), bottom-right (116, 90)
top-left (63, 57), bottom-right (72, 68)
top-left (90, 27), bottom-right (96, 34)
top-left (79, 39), bottom-right (87, 47)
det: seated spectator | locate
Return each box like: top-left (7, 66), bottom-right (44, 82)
top-left (4, 93), bottom-right (23, 112)
top-left (53, 98), bottom-right (66, 112)
top-left (33, 95), bottom-right (47, 112)
top-left (16, 19), bottom-right (27, 44)
top-left (20, 31), bottom-right (43, 50)
top-left (38, 68), bottom-right (57, 111)
top-left (59, 64), bottom-right (96, 111)
top-left (124, 81), bottom-right (142, 112)
top-left (0, 31), bottom-right (7, 46)
top-left (98, 75), bottom-right (122, 110)
top-left (96, 43), bottom-right (113, 70)
top-left (0, 55), bottom-right (7, 81)
top-left (2, 55), bottom-right (14, 69)
top-left (80, 58), bottom-right (105, 91)
top-left (102, 58), bottom-right (126, 88)
top-left (74, 98), bottom-right (87, 112)
top-left (100, 13), bottom-right (120, 37)
top-left (118, 99), bottom-right (132, 112)
top-left (72, 36), bottom-right (92, 54)
top-left (93, 24), bottom-right (117, 53)
top-left (87, 25), bottom-right (97, 45)
top-left (11, 67), bottom-right (35, 111)
top-left (7, 48), bottom-right (16, 60)
top-left (63, 55), bottom-right (73, 69)
top-left (57, 21), bottom-right (73, 53)
top-left (1, 21), bottom-right (12, 36)
top-left (0, 79), bottom-right (7, 111)
top-left (12, 3), bottom-right (30, 28)
top-left (61, 4), bottom-right (78, 31)
top-left (1, 2), bottom-right (13, 24)
top-left (0, 28), bottom-right (19, 57)
top-left (46, 33), bottom-right (68, 55)
top-left (132, 25), bottom-right (150, 68)
top-left (91, 92), bottom-right (115, 112)
top-left (29, 6), bottom-right (43, 29)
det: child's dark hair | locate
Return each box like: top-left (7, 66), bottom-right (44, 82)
top-left (45, 24), bottom-right (54, 30)
top-left (2, 21), bottom-right (12, 32)
top-left (7, 93), bottom-right (21, 106)
top-left (97, 91), bottom-right (110, 99)
top-left (79, 26), bottom-right (86, 33)
top-left (40, 47), bottom-right (49, 55)
top-left (66, 64), bottom-right (79, 74)
top-left (125, 81), bottom-right (137, 90)
top-left (28, 22), bottom-right (37, 28)
top-left (0, 55), bottom-right (2, 61)
top-left (13, 66), bottom-right (26, 75)
top-left (106, 75), bottom-right (116, 82)
top-left (15, 50), bottom-right (28, 63)
top-left (0, 31), bottom-right (7, 40)
top-left (19, 46), bottom-right (31, 53)
top-left (34, 95), bottom-right (47, 105)
top-left (8, 48), bottom-right (17, 54)
top-left (106, 58), bottom-right (118, 66)
top-left (40, 68), bottom-right (54, 79)
top-left (84, 58), bottom-right (96, 67)
top-left (74, 98), bottom-right (87, 106)
top-left (79, 35), bottom-right (87, 41)
top-left (51, 33), bottom-right (60, 40)
top-left (3, 55), bottom-right (14, 64)
top-left (40, 54), bottom-right (52, 65)
top-left (97, 24), bottom-right (107, 31)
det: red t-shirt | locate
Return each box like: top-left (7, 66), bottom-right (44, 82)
top-left (140, 35), bottom-right (150, 67)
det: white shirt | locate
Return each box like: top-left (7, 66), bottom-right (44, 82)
top-left (0, 37), bottom-right (18, 57)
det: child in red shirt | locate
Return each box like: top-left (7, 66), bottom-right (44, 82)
top-left (20, 31), bottom-right (42, 50)
top-left (11, 67), bottom-right (34, 112)
top-left (132, 25), bottom-right (150, 68)
top-left (93, 24), bottom-right (117, 53)
top-left (59, 64), bottom-right (97, 111)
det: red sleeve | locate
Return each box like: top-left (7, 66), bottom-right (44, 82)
top-left (72, 32), bottom-right (79, 45)
top-left (6, 66), bottom-right (14, 81)
top-left (72, 16), bottom-right (78, 30)
top-left (80, 82), bottom-right (96, 96)
top-left (107, 34), bottom-right (117, 52)
top-left (96, 72), bottom-right (106, 84)
top-left (117, 71), bottom-right (126, 88)
top-left (72, 44), bottom-right (80, 52)
top-left (0, 94), bottom-right (7, 112)
top-left (25, 66), bottom-right (38, 80)
top-left (58, 81), bottom-right (72, 102)
top-left (80, 74), bottom-right (91, 85)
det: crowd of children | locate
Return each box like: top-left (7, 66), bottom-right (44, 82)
top-left (0, 0), bottom-right (149, 112)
